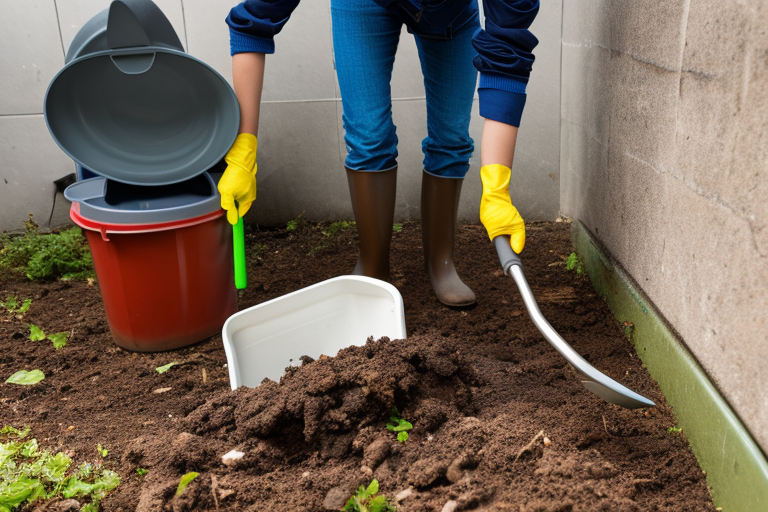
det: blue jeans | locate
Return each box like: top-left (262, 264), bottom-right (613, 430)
top-left (330, 0), bottom-right (479, 178)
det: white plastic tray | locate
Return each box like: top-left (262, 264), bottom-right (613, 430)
top-left (222, 276), bottom-right (407, 389)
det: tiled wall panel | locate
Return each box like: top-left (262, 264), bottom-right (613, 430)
top-left (1, 0), bottom-right (562, 237)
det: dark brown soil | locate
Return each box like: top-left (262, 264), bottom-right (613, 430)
top-left (0, 221), bottom-right (715, 511)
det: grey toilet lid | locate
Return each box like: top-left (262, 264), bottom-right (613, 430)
top-left (45, 49), bottom-right (239, 186)
top-left (45, 0), bottom-right (239, 186)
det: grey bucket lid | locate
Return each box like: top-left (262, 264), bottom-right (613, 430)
top-left (64, 172), bottom-right (221, 225)
top-left (45, 0), bottom-right (239, 186)
top-left (65, 0), bottom-right (184, 63)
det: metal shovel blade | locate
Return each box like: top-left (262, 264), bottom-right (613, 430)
top-left (494, 236), bottom-right (655, 409)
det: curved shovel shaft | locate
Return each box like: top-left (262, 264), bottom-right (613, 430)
top-left (493, 236), bottom-right (655, 409)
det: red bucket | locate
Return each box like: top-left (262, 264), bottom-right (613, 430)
top-left (71, 202), bottom-right (238, 351)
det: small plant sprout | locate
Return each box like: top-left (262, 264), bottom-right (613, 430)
top-left (251, 243), bottom-right (268, 264)
top-left (309, 220), bottom-right (356, 256)
top-left (1, 296), bottom-right (32, 317)
top-left (136, 467), bottom-right (148, 476)
top-left (386, 406), bottom-right (413, 443)
top-left (97, 444), bottom-right (108, 458)
top-left (0, 295), bottom-right (19, 312)
top-left (19, 299), bottom-right (32, 314)
top-left (322, 220), bottom-right (355, 238)
top-left (343, 479), bottom-right (396, 512)
top-left (668, 426), bottom-right (683, 435)
top-left (286, 212), bottom-right (307, 232)
top-left (29, 324), bottom-right (46, 341)
top-left (28, 324), bottom-right (70, 349)
top-left (622, 321), bottom-right (635, 339)
top-left (392, 223), bottom-right (403, 233)
top-left (565, 252), bottom-right (584, 275)
top-left (0, 425), bottom-right (31, 438)
top-left (5, 369), bottom-right (45, 385)
top-left (156, 362), bottom-right (180, 374)
top-left (48, 331), bottom-right (70, 349)
top-left (175, 472), bottom-right (199, 496)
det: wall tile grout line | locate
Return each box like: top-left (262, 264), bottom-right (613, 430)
top-left (52, 0), bottom-right (66, 59)
top-left (179, 0), bottom-right (189, 51)
top-left (557, 0), bottom-right (565, 218)
top-left (0, 113), bottom-right (44, 118)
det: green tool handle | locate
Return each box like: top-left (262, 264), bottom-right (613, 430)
top-left (233, 217), bottom-right (247, 290)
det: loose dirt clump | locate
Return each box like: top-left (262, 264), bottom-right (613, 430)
top-left (0, 221), bottom-right (716, 511)
top-left (184, 336), bottom-right (477, 453)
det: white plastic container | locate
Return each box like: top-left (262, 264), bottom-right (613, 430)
top-left (222, 276), bottom-right (407, 389)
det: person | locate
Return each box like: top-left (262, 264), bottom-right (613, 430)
top-left (218, 0), bottom-right (538, 306)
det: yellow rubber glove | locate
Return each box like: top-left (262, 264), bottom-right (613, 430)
top-left (480, 164), bottom-right (525, 254)
top-left (218, 133), bottom-right (258, 225)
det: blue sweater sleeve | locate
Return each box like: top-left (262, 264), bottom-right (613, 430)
top-left (473, 0), bottom-right (539, 127)
top-left (226, 0), bottom-right (301, 55)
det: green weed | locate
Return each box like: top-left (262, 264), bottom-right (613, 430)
top-left (48, 332), bottom-right (70, 350)
top-left (0, 218), bottom-right (94, 281)
top-left (322, 220), bottom-right (355, 238)
top-left (309, 221), bottom-right (356, 256)
top-left (96, 445), bottom-right (108, 458)
top-left (0, 297), bottom-right (31, 317)
top-left (251, 243), bottom-right (268, 258)
top-left (156, 362), bottom-right (180, 374)
top-left (668, 426), bottom-right (683, 435)
top-left (29, 325), bottom-right (45, 342)
top-left (343, 480), bottom-right (396, 512)
top-left (28, 326), bottom-right (70, 349)
top-left (135, 468), bottom-right (148, 477)
top-left (622, 321), bottom-right (635, 339)
top-left (286, 212), bottom-right (308, 232)
top-left (0, 426), bottom-right (30, 438)
top-left (5, 370), bottom-right (45, 386)
top-left (386, 407), bottom-right (413, 443)
top-left (175, 472), bottom-right (199, 497)
top-left (392, 223), bottom-right (403, 233)
top-left (0, 425), bottom-right (120, 511)
top-left (565, 252), bottom-right (584, 275)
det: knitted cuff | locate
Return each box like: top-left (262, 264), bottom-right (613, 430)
top-left (230, 29), bottom-right (275, 56)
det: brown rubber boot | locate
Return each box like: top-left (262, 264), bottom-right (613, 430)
top-left (346, 166), bottom-right (397, 281)
top-left (421, 170), bottom-right (476, 306)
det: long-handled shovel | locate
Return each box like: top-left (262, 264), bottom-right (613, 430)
top-left (493, 236), bottom-right (655, 409)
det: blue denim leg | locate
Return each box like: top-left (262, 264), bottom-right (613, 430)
top-left (331, 0), bottom-right (401, 172)
top-left (415, 7), bottom-right (480, 178)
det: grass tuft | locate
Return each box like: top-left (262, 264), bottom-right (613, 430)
top-left (0, 216), bottom-right (94, 281)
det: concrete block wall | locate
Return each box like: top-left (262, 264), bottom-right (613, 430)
top-left (0, 0), bottom-right (562, 232)
top-left (560, 0), bottom-right (768, 453)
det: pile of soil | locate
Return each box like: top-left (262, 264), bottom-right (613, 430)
top-left (0, 221), bottom-right (716, 511)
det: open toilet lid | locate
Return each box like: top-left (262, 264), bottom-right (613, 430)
top-left (44, 0), bottom-right (239, 186)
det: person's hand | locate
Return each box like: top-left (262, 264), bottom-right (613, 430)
top-left (218, 133), bottom-right (258, 225)
top-left (480, 164), bottom-right (525, 254)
